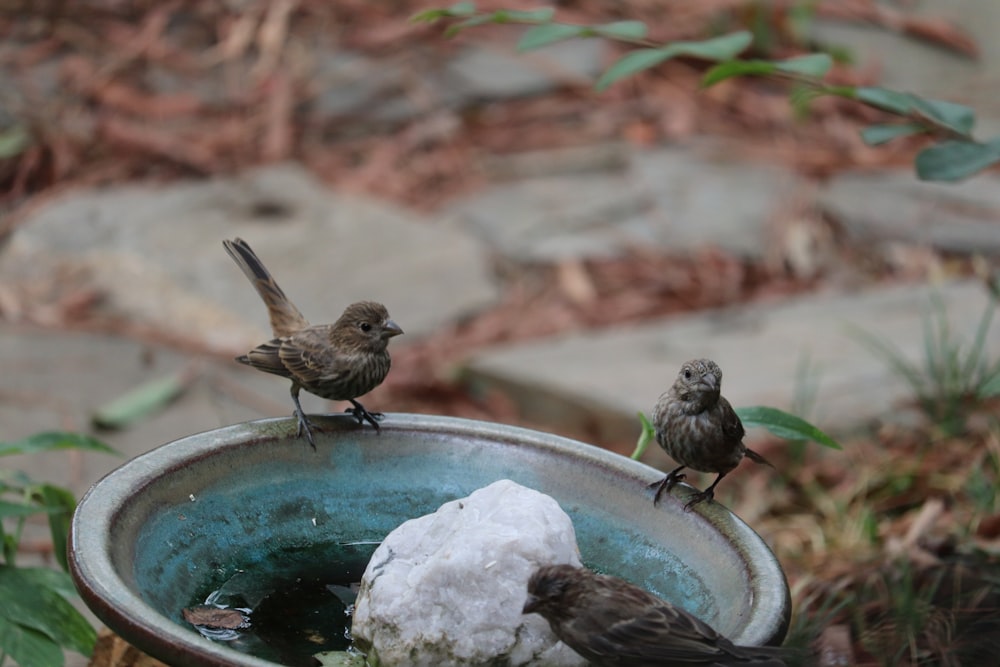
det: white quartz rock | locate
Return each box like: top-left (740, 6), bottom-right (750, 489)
top-left (351, 479), bottom-right (587, 666)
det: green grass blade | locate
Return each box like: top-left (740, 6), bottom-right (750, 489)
top-left (630, 411), bottom-right (656, 460)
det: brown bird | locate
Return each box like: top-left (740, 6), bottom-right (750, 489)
top-left (524, 564), bottom-right (794, 666)
top-left (650, 358), bottom-right (772, 509)
top-left (223, 238), bottom-right (402, 448)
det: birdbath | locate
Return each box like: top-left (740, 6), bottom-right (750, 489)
top-left (69, 414), bottom-right (790, 667)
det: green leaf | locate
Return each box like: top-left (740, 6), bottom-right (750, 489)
top-left (517, 23), bottom-right (583, 51)
top-left (13, 567), bottom-right (78, 598)
top-left (915, 138), bottom-right (1000, 182)
top-left (0, 432), bottom-right (118, 457)
top-left (0, 500), bottom-right (63, 520)
top-left (855, 86), bottom-right (918, 115)
top-left (775, 53), bottom-right (833, 77)
top-left (0, 566), bottom-right (97, 657)
top-left (410, 2), bottom-right (476, 23)
top-left (594, 20), bottom-right (648, 41)
top-left (597, 49), bottom-right (673, 90)
top-left (91, 371), bottom-right (190, 430)
top-left (0, 125), bottom-right (31, 159)
top-left (597, 32), bottom-right (752, 91)
top-left (0, 616), bottom-right (64, 667)
top-left (34, 485), bottom-right (76, 572)
top-left (675, 31), bottom-right (753, 60)
top-left (1, 523), bottom-right (15, 566)
top-left (735, 406), bottom-right (841, 449)
top-left (911, 97), bottom-right (975, 136)
top-left (702, 60), bottom-right (777, 87)
top-left (630, 412), bottom-right (656, 460)
top-left (444, 13), bottom-right (494, 36)
top-left (861, 123), bottom-right (926, 146)
top-left (500, 8), bottom-right (555, 22)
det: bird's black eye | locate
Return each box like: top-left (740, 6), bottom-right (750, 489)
top-left (683, 369), bottom-right (692, 380)
top-left (360, 322), bottom-right (372, 332)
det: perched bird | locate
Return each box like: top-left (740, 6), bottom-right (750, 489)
top-left (223, 238), bottom-right (402, 448)
top-left (650, 358), bottom-right (772, 509)
top-left (524, 564), bottom-right (793, 666)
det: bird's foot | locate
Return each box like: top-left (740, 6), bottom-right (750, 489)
top-left (294, 410), bottom-right (317, 451)
top-left (649, 471), bottom-right (686, 505)
top-left (683, 488), bottom-right (714, 511)
top-left (347, 401), bottom-right (383, 431)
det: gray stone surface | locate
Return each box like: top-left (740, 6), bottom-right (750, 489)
top-left (1, 164), bottom-right (499, 351)
top-left (311, 50), bottom-right (464, 125)
top-left (463, 280), bottom-right (1000, 446)
top-left (444, 173), bottom-right (650, 261)
top-left (819, 170), bottom-right (1000, 253)
top-left (631, 147), bottom-right (805, 259)
top-left (353, 480), bottom-right (586, 667)
top-left (446, 143), bottom-right (806, 262)
top-left (445, 40), bottom-right (606, 100)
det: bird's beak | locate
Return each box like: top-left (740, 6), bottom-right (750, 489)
top-left (522, 594), bottom-right (539, 614)
top-left (699, 375), bottom-right (718, 392)
top-left (382, 319), bottom-right (403, 339)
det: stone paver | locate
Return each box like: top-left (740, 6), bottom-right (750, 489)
top-left (819, 171), bottom-right (1000, 254)
top-left (463, 280), bottom-right (999, 447)
top-left (446, 142), bottom-right (807, 262)
top-left (445, 40), bottom-right (606, 100)
top-left (0, 164), bottom-right (499, 353)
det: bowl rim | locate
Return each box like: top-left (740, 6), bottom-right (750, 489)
top-left (69, 413), bottom-right (790, 666)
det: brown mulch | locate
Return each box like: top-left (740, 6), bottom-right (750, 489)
top-left (0, 0), bottom-right (977, 230)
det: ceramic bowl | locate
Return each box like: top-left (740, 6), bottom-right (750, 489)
top-left (69, 414), bottom-right (789, 666)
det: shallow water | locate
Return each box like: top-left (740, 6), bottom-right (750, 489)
top-left (185, 540), bottom-right (377, 666)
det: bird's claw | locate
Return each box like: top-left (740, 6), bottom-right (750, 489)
top-left (649, 470), bottom-right (686, 505)
top-left (683, 489), bottom-right (714, 511)
top-left (347, 401), bottom-right (383, 431)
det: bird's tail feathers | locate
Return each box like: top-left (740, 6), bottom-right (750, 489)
top-left (744, 448), bottom-right (774, 468)
top-left (223, 238), bottom-right (309, 337)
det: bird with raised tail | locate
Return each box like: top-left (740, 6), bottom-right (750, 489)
top-left (223, 238), bottom-right (402, 448)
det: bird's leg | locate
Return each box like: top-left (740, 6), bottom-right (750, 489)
top-left (289, 384), bottom-right (316, 450)
top-left (347, 399), bottom-right (383, 431)
top-left (684, 472), bottom-right (727, 511)
top-left (649, 465), bottom-right (687, 505)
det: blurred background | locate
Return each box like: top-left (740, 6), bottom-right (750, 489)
top-left (2, 1), bottom-right (1000, 665)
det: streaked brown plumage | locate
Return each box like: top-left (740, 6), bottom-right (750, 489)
top-left (650, 359), bottom-right (772, 509)
top-left (524, 564), bottom-right (793, 666)
top-left (223, 238), bottom-right (402, 448)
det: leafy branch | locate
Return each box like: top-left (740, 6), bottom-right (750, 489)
top-left (414, 2), bottom-right (1000, 182)
top-left (1, 432), bottom-right (118, 667)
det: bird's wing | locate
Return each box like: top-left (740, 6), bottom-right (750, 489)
top-left (595, 601), bottom-right (735, 664)
top-left (561, 579), bottom-right (731, 665)
top-left (239, 339), bottom-right (293, 379)
top-left (717, 396), bottom-right (746, 442)
top-left (276, 327), bottom-right (352, 388)
top-left (238, 327), bottom-right (344, 384)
